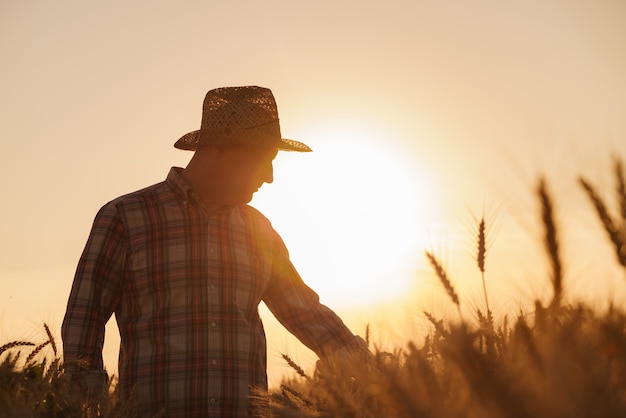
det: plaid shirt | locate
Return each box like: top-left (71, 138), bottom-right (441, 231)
top-left (62, 167), bottom-right (358, 417)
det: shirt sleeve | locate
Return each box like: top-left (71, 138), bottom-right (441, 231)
top-left (61, 202), bottom-right (126, 373)
top-left (262, 234), bottom-right (359, 358)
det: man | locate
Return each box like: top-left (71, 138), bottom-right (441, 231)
top-left (62, 86), bottom-right (365, 417)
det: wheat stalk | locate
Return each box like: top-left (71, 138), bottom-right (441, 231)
top-left (43, 323), bottom-right (57, 357)
top-left (477, 217), bottom-right (486, 274)
top-left (614, 157), bottom-right (626, 266)
top-left (0, 341), bottom-right (35, 356)
top-left (44, 357), bottom-right (62, 381)
top-left (423, 311), bottom-right (449, 337)
top-left (537, 178), bottom-right (563, 308)
top-left (614, 156), bottom-right (626, 222)
top-left (280, 384), bottom-right (313, 408)
top-left (476, 216), bottom-right (491, 313)
top-left (425, 250), bottom-right (460, 311)
top-left (579, 176), bottom-right (626, 268)
top-left (282, 354), bottom-right (310, 380)
top-left (25, 340), bottom-right (50, 365)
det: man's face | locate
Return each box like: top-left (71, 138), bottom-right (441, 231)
top-left (220, 144), bottom-right (278, 204)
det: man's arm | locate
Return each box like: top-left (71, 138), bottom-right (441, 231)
top-left (262, 235), bottom-right (363, 358)
top-left (61, 203), bottom-right (126, 374)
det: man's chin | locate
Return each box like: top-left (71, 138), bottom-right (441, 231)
top-left (236, 187), bottom-right (260, 204)
top-left (242, 191), bottom-right (255, 204)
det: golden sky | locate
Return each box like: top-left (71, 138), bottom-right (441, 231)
top-left (1, 0), bottom-right (626, 385)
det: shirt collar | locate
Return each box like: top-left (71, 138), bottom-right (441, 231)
top-left (166, 167), bottom-right (197, 205)
top-left (166, 167), bottom-right (238, 214)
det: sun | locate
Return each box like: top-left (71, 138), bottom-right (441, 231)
top-left (252, 120), bottom-right (441, 308)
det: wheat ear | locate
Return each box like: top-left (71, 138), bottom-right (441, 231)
top-left (0, 341), bottom-right (35, 356)
top-left (43, 323), bottom-right (57, 357)
top-left (579, 176), bottom-right (626, 268)
top-left (280, 384), bottom-right (313, 408)
top-left (425, 251), bottom-right (460, 311)
top-left (476, 216), bottom-right (491, 312)
top-left (614, 156), bottom-right (626, 222)
top-left (537, 178), bottom-right (563, 308)
top-left (282, 354), bottom-right (310, 380)
top-left (614, 157), bottom-right (626, 266)
top-left (424, 311), bottom-right (449, 337)
top-left (25, 340), bottom-right (50, 365)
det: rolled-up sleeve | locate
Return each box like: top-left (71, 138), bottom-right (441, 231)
top-left (62, 203), bottom-right (126, 373)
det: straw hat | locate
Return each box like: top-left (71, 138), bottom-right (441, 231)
top-left (174, 86), bottom-right (311, 152)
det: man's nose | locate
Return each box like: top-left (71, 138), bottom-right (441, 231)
top-left (265, 167), bottom-right (274, 184)
top-left (261, 164), bottom-right (274, 184)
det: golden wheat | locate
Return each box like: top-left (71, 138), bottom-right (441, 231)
top-left (425, 250), bottom-right (460, 310)
top-left (537, 178), bottom-right (563, 308)
top-left (24, 340), bottom-right (51, 365)
top-left (281, 354), bottom-right (309, 381)
top-left (614, 156), bottom-right (626, 222)
top-left (476, 216), bottom-right (491, 314)
top-left (4, 155), bottom-right (626, 418)
top-left (423, 311), bottom-right (448, 337)
top-left (579, 176), bottom-right (626, 268)
top-left (0, 340), bottom-right (35, 356)
top-left (43, 322), bottom-right (57, 357)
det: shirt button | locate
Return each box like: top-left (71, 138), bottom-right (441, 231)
top-left (212, 360), bottom-right (217, 365)
top-left (211, 322), bottom-right (217, 327)
top-left (209, 248), bottom-right (215, 254)
top-left (210, 284), bottom-right (216, 290)
top-left (210, 398), bottom-right (217, 404)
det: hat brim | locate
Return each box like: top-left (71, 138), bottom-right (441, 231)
top-left (174, 130), bottom-right (312, 152)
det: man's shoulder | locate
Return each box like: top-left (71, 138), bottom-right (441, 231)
top-left (238, 205), bottom-right (289, 242)
top-left (99, 180), bottom-right (172, 215)
top-left (234, 205), bottom-right (275, 233)
top-left (240, 204), bottom-right (272, 225)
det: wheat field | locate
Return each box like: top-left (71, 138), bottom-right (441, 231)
top-left (2, 157), bottom-right (626, 417)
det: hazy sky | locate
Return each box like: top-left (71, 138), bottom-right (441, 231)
top-left (2, 0), bottom-right (625, 384)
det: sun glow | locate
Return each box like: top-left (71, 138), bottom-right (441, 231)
top-left (253, 121), bottom-right (441, 308)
